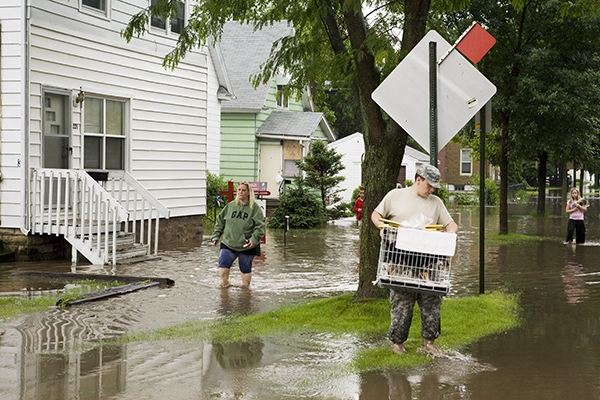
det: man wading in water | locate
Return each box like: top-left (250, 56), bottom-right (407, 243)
top-left (371, 165), bottom-right (458, 357)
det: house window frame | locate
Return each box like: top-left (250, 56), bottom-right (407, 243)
top-left (276, 84), bottom-right (289, 109)
top-left (82, 95), bottom-right (129, 171)
top-left (150, 0), bottom-right (186, 36)
top-left (79, 0), bottom-right (112, 20)
top-left (460, 148), bottom-right (473, 176)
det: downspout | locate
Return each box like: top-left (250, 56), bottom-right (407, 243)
top-left (0, 23), bottom-right (3, 222)
top-left (20, 0), bottom-right (31, 234)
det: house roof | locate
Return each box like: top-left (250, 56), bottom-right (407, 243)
top-left (327, 132), bottom-right (363, 149)
top-left (219, 21), bottom-right (293, 112)
top-left (328, 132), bottom-right (429, 160)
top-left (256, 111), bottom-right (335, 141)
top-left (404, 145), bottom-right (430, 162)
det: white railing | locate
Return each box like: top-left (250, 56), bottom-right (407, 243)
top-left (100, 170), bottom-right (170, 256)
top-left (30, 168), bottom-right (129, 265)
top-left (29, 169), bottom-right (170, 265)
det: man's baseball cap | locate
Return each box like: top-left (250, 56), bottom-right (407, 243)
top-left (416, 165), bottom-right (441, 188)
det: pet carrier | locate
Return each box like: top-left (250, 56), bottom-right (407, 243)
top-left (376, 226), bottom-right (457, 295)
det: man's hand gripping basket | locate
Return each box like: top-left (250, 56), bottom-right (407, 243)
top-left (376, 226), bottom-right (457, 295)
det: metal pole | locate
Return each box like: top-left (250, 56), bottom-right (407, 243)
top-left (479, 103), bottom-right (487, 294)
top-left (429, 42), bottom-right (438, 167)
top-left (284, 215), bottom-right (290, 247)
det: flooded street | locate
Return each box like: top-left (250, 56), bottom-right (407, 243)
top-left (2, 200), bottom-right (600, 399)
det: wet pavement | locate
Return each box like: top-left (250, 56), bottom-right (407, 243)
top-left (1, 200), bottom-right (600, 399)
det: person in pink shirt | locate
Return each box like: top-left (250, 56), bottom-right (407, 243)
top-left (565, 187), bottom-right (587, 244)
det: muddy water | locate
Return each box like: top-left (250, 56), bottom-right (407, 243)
top-left (1, 202), bottom-right (600, 399)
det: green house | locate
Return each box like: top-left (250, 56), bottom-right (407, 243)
top-left (216, 21), bottom-right (335, 198)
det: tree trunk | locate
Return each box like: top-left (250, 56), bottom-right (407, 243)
top-left (341, 2), bottom-right (409, 299)
top-left (537, 151), bottom-right (547, 216)
top-left (560, 162), bottom-right (568, 207)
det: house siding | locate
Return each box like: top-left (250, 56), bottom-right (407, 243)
top-left (220, 112), bottom-right (262, 182)
top-left (4, 0), bottom-right (209, 228)
top-left (206, 49), bottom-right (221, 175)
top-left (0, 3), bottom-right (27, 228)
top-left (327, 133), bottom-right (364, 203)
top-left (441, 142), bottom-right (479, 188)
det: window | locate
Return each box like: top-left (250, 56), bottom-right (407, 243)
top-left (276, 85), bottom-right (289, 108)
top-left (460, 149), bottom-right (472, 175)
top-left (80, 0), bottom-right (111, 17)
top-left (82, 0), bottom-right (106, 11)
top-left (282, 140), bottom-right (301, 177)
top-left (83, 97), bottom-right (126, 170)
top-left (151, 0), bottom-right (185, 35)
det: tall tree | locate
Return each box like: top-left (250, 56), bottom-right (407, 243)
top-left (450, 0), bottom-right (600, 230)
top-left (295, 140), bottom-right (345, 211)
top-left (123, 0), bottom-right (456, 298)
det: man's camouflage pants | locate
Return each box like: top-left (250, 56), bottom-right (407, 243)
top-left (388, 288), bottom-right (442, 344)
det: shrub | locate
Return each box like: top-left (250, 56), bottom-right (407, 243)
top-left (207, 172), bottom-right (228, 221)
top-left (471, 175), bottom-right (500, 205)
top-left (453, 192), bottom-right (478, 205)
top-left (268, 178), bottom-right (328, 229)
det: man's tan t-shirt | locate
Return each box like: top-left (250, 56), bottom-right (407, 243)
top-left (374, 187), bottom-right (454, 227)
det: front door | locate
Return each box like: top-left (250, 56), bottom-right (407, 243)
top-left (258, 144), bottom-right (281, 198)
top-left (42, 91), bottom-right (71, 169)
top-left (42, 91), bottom-right (71, 209)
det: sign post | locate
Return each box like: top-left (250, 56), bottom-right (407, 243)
top-left (372, 24), bottom-right (496, 294)
top-left (429, 41), bottom-right (438, 168)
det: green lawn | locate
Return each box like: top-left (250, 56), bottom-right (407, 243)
top-left (125, 290), bottom-right (521, 371)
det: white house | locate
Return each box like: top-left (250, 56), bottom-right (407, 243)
top-left (0, 0), bottom-right (222, 263)
top-left (328, 132), bottom-right (429, 203)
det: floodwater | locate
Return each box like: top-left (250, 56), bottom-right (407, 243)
top-left (2, 198), bottom-right (600, 399)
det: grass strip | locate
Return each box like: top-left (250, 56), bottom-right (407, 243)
top-left (125, 290), bottom-right (521, 371)
top-left (486, 232), bottom-right (548, 245)
top-left (0, 280), bottom-right (124, 321)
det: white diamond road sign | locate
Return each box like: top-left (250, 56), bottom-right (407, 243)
top-left (371, 30), bottom-right (497, 155)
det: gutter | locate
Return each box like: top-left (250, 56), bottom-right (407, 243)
top-left (20, 0), bottom-right (31, 234)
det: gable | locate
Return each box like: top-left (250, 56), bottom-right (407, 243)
top-left (219, 21), bottom-right (293, 112)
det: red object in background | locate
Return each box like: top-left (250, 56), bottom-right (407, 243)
top-left (455, 23), bottom-right (496, 64)
top-left (218, 180), bottom-right (235, 203)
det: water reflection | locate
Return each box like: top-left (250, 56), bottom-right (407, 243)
top-left (213, 340), bottom-right (264, 369)
top-left (2, 203), bottom-right (600, 398)
top-left (218, 286), bottom-right (256, 315)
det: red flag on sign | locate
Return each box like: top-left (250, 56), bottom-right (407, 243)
top-left (455, 23), bottom-right (496, 64)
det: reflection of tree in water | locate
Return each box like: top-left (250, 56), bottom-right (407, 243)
top-left (213, 340), bottom-right (264, 369)
top-left (562, 260), bottom-right (586, 305)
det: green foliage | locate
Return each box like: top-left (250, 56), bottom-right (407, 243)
top-left (436, 184), bottom-right (450, 204)
top-left (471, 175), bottom-right (500, 206)
top-left (350, 186), bottom-right (362, 204)
top-left (124, 291), bottom-right (520, 371)
top-left (486, 233), bottom-right (548, 245)
top-left (512, 189), bottom-right (533, 204)
top-left (295, 140), bottom-right (346, 210)
top-left (404, 179), bottom-right (413, 187)
top-left (207, 172), bottom-right (228, 221)
top-left (328, 202), bottom-right (354, 219)
top-left (268, 178), bottom-right (327, 229)
top-left (316, 89), bottom-right (362, 139)
top-left (453, 192), bottom-right (478, 205)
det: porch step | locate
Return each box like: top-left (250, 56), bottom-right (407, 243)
top-left (78, 232), bottom-right (152, 264)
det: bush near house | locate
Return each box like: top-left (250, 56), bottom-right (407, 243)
top-left (268, 178), bottom-right (328, 229)
top-left (207, 172), bottom-right (228, 222)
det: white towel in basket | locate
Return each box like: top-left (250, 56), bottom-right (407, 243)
top-left (395, 227), bottom-right (457, 256)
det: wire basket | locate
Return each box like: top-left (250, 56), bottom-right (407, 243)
top-left (376, 226), bottom-right (457, 295)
